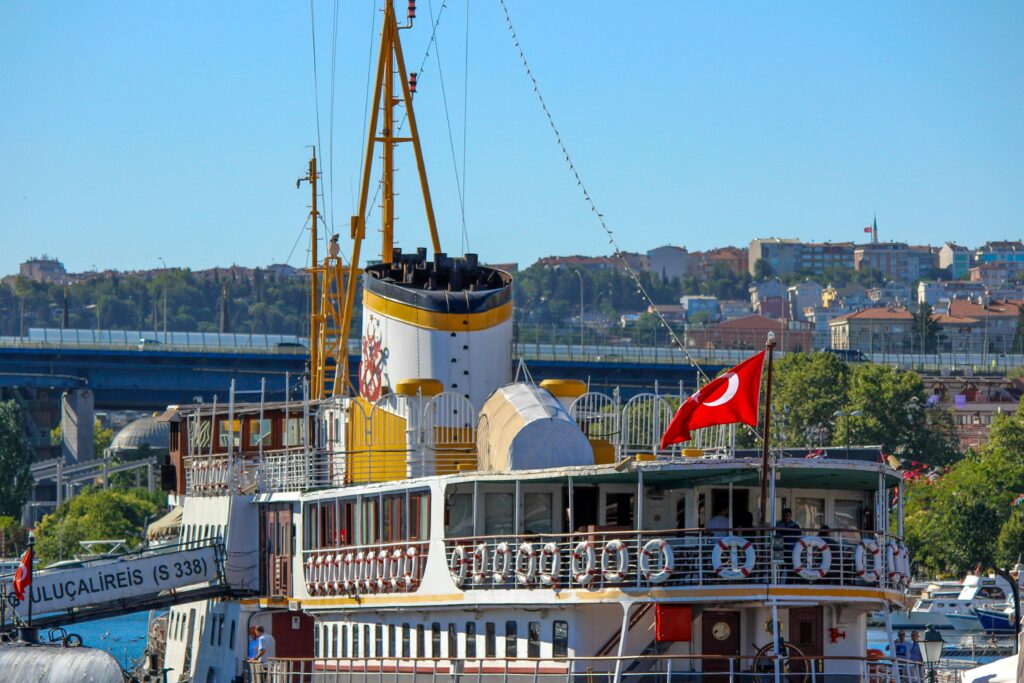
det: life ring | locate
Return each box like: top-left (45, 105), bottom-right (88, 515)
top-left (640, 539), bottom-right (674, 583)
top-left (898, 542), bottom-right (912, 587)
top-left (601, 539), bottom-right (629, 582)
top-left (355, 550), bottom-right (370, 592)
top-left (330, 553), bottom-right (342, 594)
top-left (854, 539), bottom-right (882, 584)
top-left (886, 541), bottom-right (906, 585)
top-left (450, 545), bottom-right (469, 587)
top-left (306, 555), bottom-right (317, 595)
top-left (515, 542), bottom-right (537, 586)
top-left (389, 548), bottom-right (404, 590)
top-left (792, 536), bottom-right (832, 581)
top-left (376, 549), bottom-right (389, 590)
top-left (403, 546), bottom-right (420, 588)
top-left (342, 552), bottom-right (355, 592)
top-left (570, 541), bottom-right (597, 585)
top-left (471, 543), bottom-right (490, 586)
top-left (711, 535), bottom-right (756, 579)
top-left (314, 553), bottom-right (325, 595)
top-left (492, 542), bottom-right (512, 582)
top-left (538, 542), bottom-right (561, 588)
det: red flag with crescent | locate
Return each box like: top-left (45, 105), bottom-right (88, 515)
top-left (12, 548), bottom-right (31, 601)
top-left (660, 351), bottom-right (765, 448)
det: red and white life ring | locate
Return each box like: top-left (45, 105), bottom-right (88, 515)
top-left (515, 542), bottom-right (537, 586)
top-left (390, 547), bottom-right (404, 590)
top-left (570, 541), bottom-right (597, 585)
top-left (450, 545), bottom-right (468, 587)
top-left (886, 541), bottom-right (908, 586)
top-left (329, 553), bottom-right (342, 594)
top-left (640, 539), bottom-right (674, 583)
top-left (538, 542), bottom-right (561, 588)
top-left (601, 539), bottom-right (629, 582)
top-left (376, 549), bottom-right (389, 590)
top-left (305, 555), bottom-right (317, 595)
top-left (403, 546), bottom-right (420, 588)
top-left (492, 542), bottom-right (512, 582)
top-left (854, 539), bottom-right (882, 584)
top-left (711, 535), bottom-right (756, 579)
top-left (471, 543), bottom-right (490, 586)
top-left (342, 551), bottom-right (355, 592)
top-left (792, 536), bottom-right (832, 581)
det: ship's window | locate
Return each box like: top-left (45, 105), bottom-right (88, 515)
top-left (795, 498), bottom-right (824, 530)
top-left (979, 587), bottom-right (1006, 600)
top-left (416, 624), bottom-right (425, 658)
top-left (448, 623), bottom-right (458, 659)
top-left (229, 620), bottom-right (235, 649)
top-left (431, 622), bottom-right (441, 658)
top-left (466, 622), bottom-right (477, 658)
top-left (362, 498), bottom-right (380, 544)
top-left (342, 625), bottom-right (349, 658)
top-left (364, 624), bottom-right (371, 657)
top-left (218, 419), bottom-right (241, 449)
top-left (834, 499), bottom-right (864, 541)
top-left (353, 624), bottom-right (359, 658)
top-left (527, 622), bottom-right (541, 658)
top-left (523, 492), bottom-right (553, 534)
top-left (332, 624), bottom-right (338, 658)
top-left (604, 493), bottom-right (634, 527)
top-left (409, 491), bottom-right (430, 540)
top-left (485, 493), bottom-right (514, 535)
top-left (384, 494), bottom-right (406, 542)
top-left (445, 492), bottom-right (473, 538)
top-left (341, 500), bottom-right (354, 546)
top-left (248, 418), bottom-right (271, 446)
top-left (376, 624), bottom-right (383, 657)
top-left (483, 622), bottom-right (495, 659)
top-left (505, 621), bottom-right (518, 658)
top-left (217, 614), bottom-right (225, 646)
top-left (389, 624), bottom-right (396, 657)
top-left (553, 621), bottom-right (568, 659)
top-left (284, 417), bottom-right (306, 447)
top-left (402, 623), bottom-right (411, 658)
top-left (210, 614), bottom-right (216, 645)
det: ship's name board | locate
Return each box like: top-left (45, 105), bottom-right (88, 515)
top-left (4, 546), bottom-right (219, 616)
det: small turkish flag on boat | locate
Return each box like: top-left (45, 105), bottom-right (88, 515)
top-left (660, 351), bottom-right (765, 448)
top-left (12, 548), bottom-right (32, 601)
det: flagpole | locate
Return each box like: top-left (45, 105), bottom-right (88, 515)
top-left (758, 331), bottom-right (777, 526)
top-left (26, 534), bottom-right (33, 628)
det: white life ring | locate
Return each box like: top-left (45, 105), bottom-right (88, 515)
top-left (330, 553), bottom-right (342, 593)
top-left (570, 541), bottom-right (597, 585)
top-left (886, 541), bottom-right (906, 585)
top-left (640, 539), bottom-right (674, 584)
top-left (450, 545), bottom-right (469, 587)
top-left (515, 542), bottom-right (537, 586)
top-left (854, 539), bottom-right (882, 584)
top-left (390, 547), bottom-right (404, 590)
top-left (898, 542), bottom-right (912, 587)
top-left (364, 550), bottom-right (379, 591)
top-left (403, 546), bottom-right (420, 588)
top-left (792, 535), bottom-right (832, 581)
top-left (342, 552), bottom-right (355, 592)
top-left (471, 543), bottom-right (490, 585)
top-left (314, 553), bottom-right (325, 594)
top-left (354, 550), bottom-right (370, 592)
top-left (306, 555), bottom-right (317, 594)
top-left (376, 549), bottom-right (389, 590)
top-left (601, 539), bottom-right (629, 582)
top-left (711, 535), bottom-right (756, 579)
top-left (538, 542), bottom-right (561, 588)
top-left (492, 542), bottom-right (512, 582)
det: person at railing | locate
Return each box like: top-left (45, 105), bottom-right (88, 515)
top-left (888, 630), bottom-right (911, 659)
top-left (247, 625), bottom-right (276, 683)
top-left (243, 627), bottom-right (259, 682)
top-left (775, 508), bottom-right (802, 582)
top-left (705, 507), bottom-right (730, 538)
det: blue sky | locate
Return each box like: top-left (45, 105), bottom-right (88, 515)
top-left (1, 1), bottom-right (1021, 276)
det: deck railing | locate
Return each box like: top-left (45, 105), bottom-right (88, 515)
top-left (443, 529), bottom-right (909, 593)
top-left (264, 654), bottom-right (932, 682)
top-left (302, 541), bottom-right (430, 597)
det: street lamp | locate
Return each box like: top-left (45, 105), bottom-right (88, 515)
top-left (920, 625), bottom-right (945, 683)
top-left (833, 409), bottom-right (863, 458)
top-left (86, 303), bottom-right (100, 339)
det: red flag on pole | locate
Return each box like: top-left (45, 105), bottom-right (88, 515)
top-left (863, 226), bottom-right (873, 233)
top-left (660, 351), bottom-right (766, 448)
top-left (12, 548), bottom-right (31, 601)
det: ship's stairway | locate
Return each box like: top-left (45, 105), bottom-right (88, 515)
top-left (0, 540), bottom-right (254, 632)
top-left (595, 602), bottom-right (655, 658)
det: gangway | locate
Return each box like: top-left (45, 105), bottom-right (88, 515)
top-left (0, 539), bottom-right (252, 632)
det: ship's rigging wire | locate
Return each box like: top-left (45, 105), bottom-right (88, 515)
top-left (425, 0), bottom-right (469, 252)
top-left (497, 0), bottom-right (720, 391)
top-left (461, 0), bottom-right (470, 254)
top-left (327, 0), bottom-right (341, 238)
top-left (357, 2), bottom-right (379, 197)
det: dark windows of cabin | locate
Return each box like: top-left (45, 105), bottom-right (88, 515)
top-left (342, 625), bottom-right (349, 657)
top-left (410, 491), bottom-right (430, 540)
top-left (362, 498), bottom-right (379, 545)
top-left (527, 622), bottom-right (541, 658)
top-left (305, 491), bottom-right (429, 551)
top-left (484, 493), bottom-right (514, 535)
top-left (448, 623), bottom-right (458, 659)
top-left (364, 624), bottom-right (371, 657)
top-left (445, 492), bottom-right (474, 537)
top-left (416, 624), bottom-right (425, 658)
top-left (465, 622), bottom-right (477, 658)
top-left (247, 418), bottom-right (271, 447)
top-left (605, 492), bottom-right (634, 527)
top-left (431, 622), bottom-right (441, 658)
top-left (218, 419), bottom-right (241, 449)
top-left (485, 622), bottom-right (496, 658)
top-left (402, 623), bottom-right (411, 658)
top-left (523, 493), bottom-right (553, 534)
top-left (383, 494), bottom-right (405, 542)
top-left (352, 624), bottom-right (359, 658)
top-left (376, 624), bottom-right (383, 658)
top-left (389, 624), bottom-right (397, 657)
top-left (229, 620), bottom-right (235, 650)
top-left (553, 621), bottom-right (569, 658)
top-left (505, 620), bottom-right (518, 659)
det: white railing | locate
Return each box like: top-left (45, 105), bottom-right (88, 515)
top-left (302, 540), bottom-right (429, 597)
top-left (444, 529), bottom-right (909, 593)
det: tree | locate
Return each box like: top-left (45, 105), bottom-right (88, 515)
top-left (33, 487), bottom-right (163, 565)
top-left (0, 515), bottom-right (28, 557)
top-left (50, 419), bottom-right (116, 455)
top-left (1013, 305), bottom-right (1024, 354)
top-left (0, 400), bottom-right (34, 518)
top-left (770, 352), bottom-right (849, 447)
top-left (753, 259), bottom-right (773, 281)
top-left (912, 302), bottom-right (940, 353)
top-left (996, 512), bottom-right (1024, 567)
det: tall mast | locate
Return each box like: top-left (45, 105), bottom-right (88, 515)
top-left (306, 149), bottom-right (320, 387)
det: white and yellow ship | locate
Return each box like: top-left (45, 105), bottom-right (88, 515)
top-left (151, 3), bottom-right (918, 681)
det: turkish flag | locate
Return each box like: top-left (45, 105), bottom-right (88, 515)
top-left (660, 351), bottom-right (765, 448)
top-left (12, 548), bottom-right (31, 601)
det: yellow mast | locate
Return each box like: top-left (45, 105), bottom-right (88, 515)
top-left (323, 0), bottom-right (440, 397)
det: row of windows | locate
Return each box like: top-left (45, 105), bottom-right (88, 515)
top-left (167, 609), bottom-right (235, 651)
top-left (315, 620), bottom-right (569, 660)
top-left (181, 523), bottom-right (225, 546)
top-left (305, 491), bottom-right (430, 549)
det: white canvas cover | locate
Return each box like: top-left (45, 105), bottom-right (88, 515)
top-left (477, 383), bottom-right (593, 471)
top-left (963, 652), bottom-right (1018, 683)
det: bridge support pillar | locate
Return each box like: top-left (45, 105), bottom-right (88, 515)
top-left (61, 389), bottom-right (94, 464)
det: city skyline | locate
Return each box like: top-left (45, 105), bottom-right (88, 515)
top-left (2, 2), bottom-right (1022, 279)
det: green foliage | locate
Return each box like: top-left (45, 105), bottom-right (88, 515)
top-left (903, 403), bottom-right (1024, 576)
top-left (0, 516), bottom-right (28, 557)
top-left (0, 400), bottom-right (34, 517)
top-left (50, 420), bottom-right (116, 455)
top-left (33, 487), bottom-right (164, 566)
top-left (912, 302), bottom-right (941, 353)
top-left (771, 353), bottom-right (850, 447)
top-left (1014, 306), bottom-right (1024, 354)
top-left (752, 259), bottom-right (773, 280)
